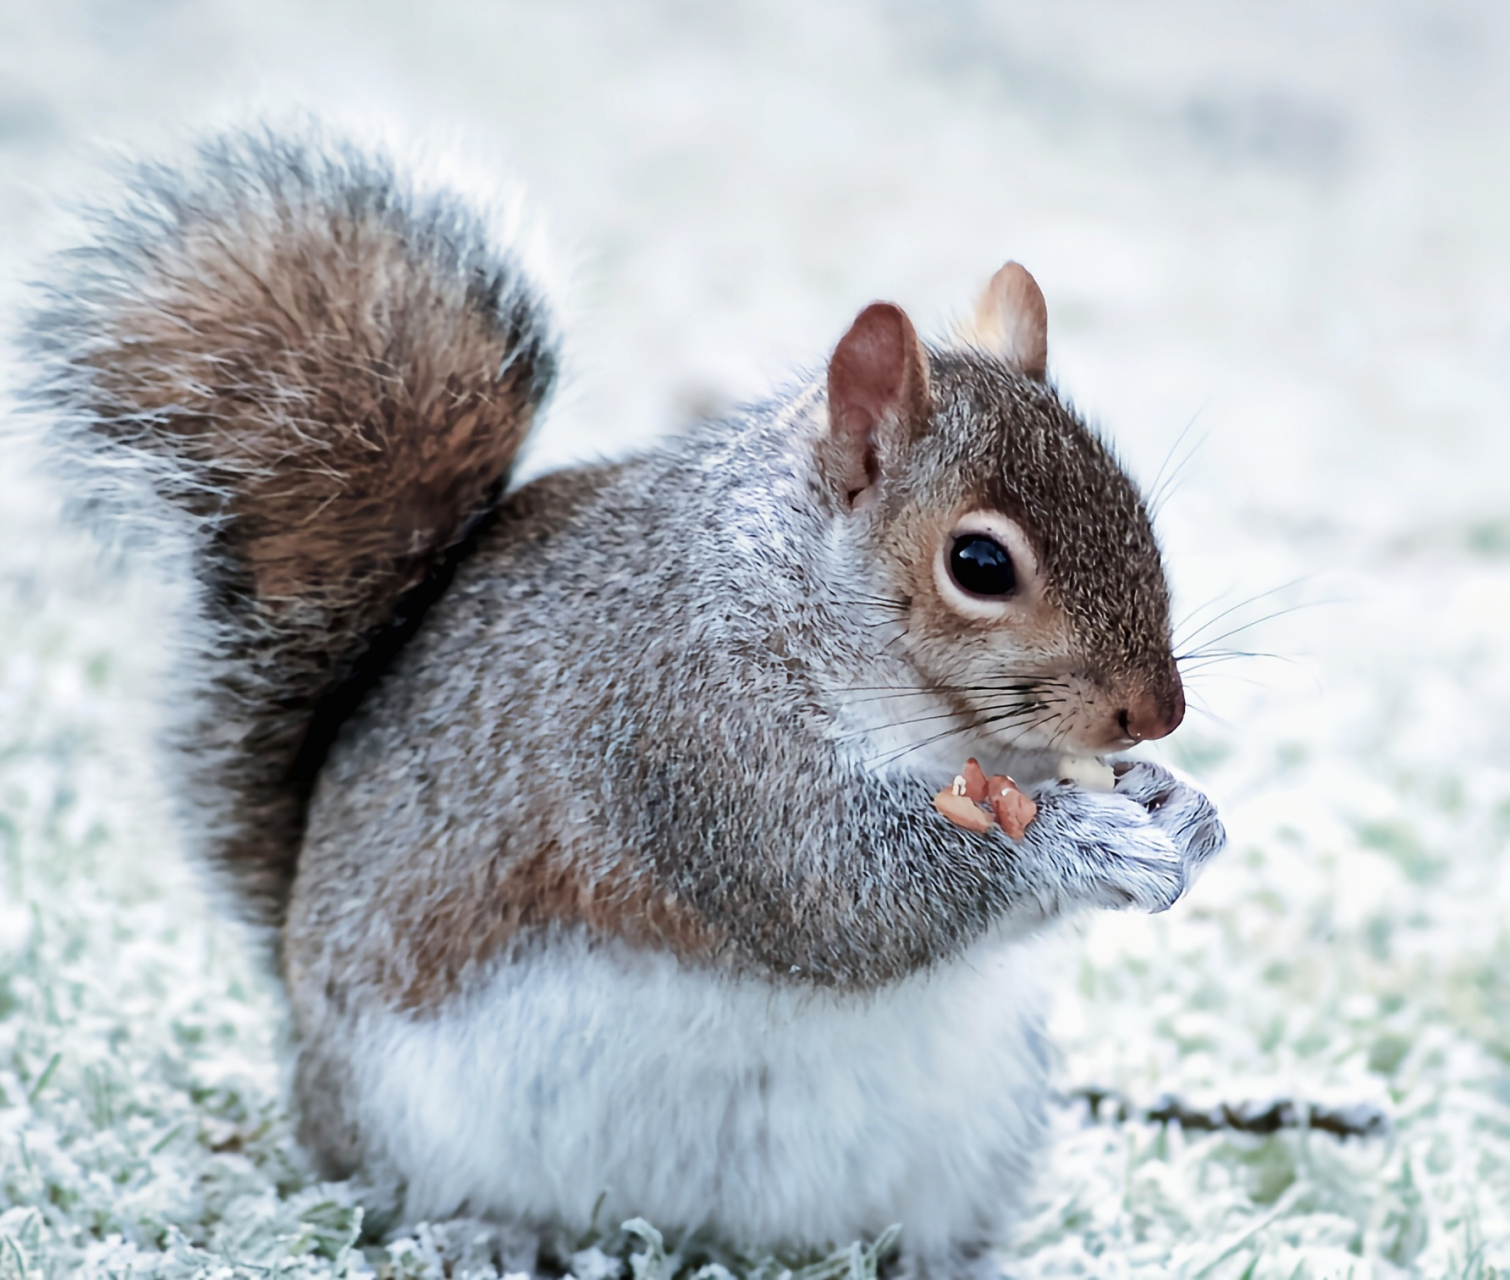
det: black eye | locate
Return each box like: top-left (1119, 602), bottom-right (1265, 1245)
top-left (949, 534), bottom-right (1017, 598)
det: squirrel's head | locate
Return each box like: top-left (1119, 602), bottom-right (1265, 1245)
top-left (817, 263), bottom-right (1183, 757)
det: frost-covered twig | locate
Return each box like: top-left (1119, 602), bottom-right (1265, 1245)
top-left (1068, 1087), bottom-right (1390, 1140)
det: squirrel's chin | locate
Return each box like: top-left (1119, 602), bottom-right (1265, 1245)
top-left (971, 738), bottom-right (1134, 791)
top-left (959, 742), bottom-right (1066, 788)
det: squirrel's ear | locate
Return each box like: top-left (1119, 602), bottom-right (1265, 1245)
top-left (821, 302), bottom-right (932, 509)
top-left (958, 262), bottom-right (1048, 381)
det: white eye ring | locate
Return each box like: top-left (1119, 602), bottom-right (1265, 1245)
top-left (934, 510), bottom-right (1041, 621)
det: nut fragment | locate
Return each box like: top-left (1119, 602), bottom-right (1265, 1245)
top-left (984, 774), bottom-right (1022, 804)
top-left (986, 774), bottom-right (1038, 840)
top-left (1057, 754), bottom-right (1116, 792)
top-left (961, 758), bottom-right (989, 803)
top-left (933, 788), bottom-right (996, 833)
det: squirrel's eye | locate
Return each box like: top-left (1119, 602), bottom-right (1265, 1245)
top-left (949, 534), bottom-right (1017, 598)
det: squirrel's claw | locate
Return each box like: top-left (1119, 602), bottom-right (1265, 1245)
top-left (1117, 762), bottom-right (1227, 889)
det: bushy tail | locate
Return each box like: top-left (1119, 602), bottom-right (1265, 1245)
top-left (22, 127), bottom-right (558, 930)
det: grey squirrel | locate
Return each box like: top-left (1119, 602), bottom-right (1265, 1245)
top-left (23, 128), bottom-right (1225, 1275)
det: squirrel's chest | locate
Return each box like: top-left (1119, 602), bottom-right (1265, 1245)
top-left (342, 929), bottom-right (1058, 1251)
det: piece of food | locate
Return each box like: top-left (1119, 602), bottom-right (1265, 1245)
top-left (986, 774), bottom-right (1038, 839)
top-left (933, 787), bottom-right (996, 833)
top-left (1057, 754), bottom-right (1116, 792)
top-left (934, 765), bottom-right (1040, 837)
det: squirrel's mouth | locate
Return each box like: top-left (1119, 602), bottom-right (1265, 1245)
top-left (980, 747), bottom-right (1120, 791)
top-left (1055, 754), bottom-right (1117, 791)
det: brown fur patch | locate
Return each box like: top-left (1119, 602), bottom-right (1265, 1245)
top-left (382, 843), bottom-right (723, 1011)
top-left (98, 214), bottom-right (540, 614)
top-left (26, 132), bottom-right (557, 930)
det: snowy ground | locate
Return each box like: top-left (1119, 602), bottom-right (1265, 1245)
top-left (1, 2), bottom-right (1509, 1276)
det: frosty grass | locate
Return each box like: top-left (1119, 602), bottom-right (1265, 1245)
top-left (3, 1), bottom-right (1510, 1276)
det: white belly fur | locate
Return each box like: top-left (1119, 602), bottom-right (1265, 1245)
top-left (349, 928), bottom-right (1063, 1258)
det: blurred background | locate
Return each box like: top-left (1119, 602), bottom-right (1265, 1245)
top-left (0, 3), bottom-right (1507, 1276)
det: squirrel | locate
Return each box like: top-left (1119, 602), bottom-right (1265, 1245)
top-left (22, 127), bottom-right (1226, 1276)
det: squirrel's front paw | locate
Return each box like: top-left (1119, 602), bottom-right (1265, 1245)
top-left (1029, 781), bottom-right (1185, 913)
top-left (1113, 761), bottom-right (1227, 889)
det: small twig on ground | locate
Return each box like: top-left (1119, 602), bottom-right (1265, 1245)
top-left (1066, 1087), bottom-right (1390, 1140)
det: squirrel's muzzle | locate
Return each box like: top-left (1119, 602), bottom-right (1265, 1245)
top-left (1120, 671), bottom-right (1185, 742)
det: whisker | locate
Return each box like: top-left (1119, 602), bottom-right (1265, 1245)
top-left (1177, 598), bottom-right (1343, 657)
top-left (837, 681), bottom-right (1058, 692)
top-left (1180, 670), bottom-right (1295, 694)
top-left (1175, 652), bottom-right (1297, 677)
top-left (973, 707), bottom-right (1065, 737)
top-left (1174, 577), bottom-right (1313, 648)
top-left (835, 692), bottom-right (1046, 714)
top-left (863, 707), bottom-right (1044, 770)
top-left (1181, 697), bottom-right (1237, 732)
top-left (825, 592), bottom-right (911, 614)
top-left (1146, 405), bottom-right (1207, 501)
top-left (864, 723), bottom-right (980, 770)
top-left (835, 680), bottom-right (1067, 699)
top-left (1176, 647), bottom-right (1290, 663)
top-left (1146, 402), bottom-right (1213, 518)
top-left (829, 701), bottom-right (1040, 740)
top-left (862, 697), bottom-right (1071, 770)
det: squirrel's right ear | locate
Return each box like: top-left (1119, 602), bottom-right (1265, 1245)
top-left (957, 262), bottom-right (1048, 381)
top-left (821, 302), bottom-right (932, 510)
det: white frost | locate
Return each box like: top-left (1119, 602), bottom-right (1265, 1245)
top-left (1, 1), bottom-right (1508, 1276)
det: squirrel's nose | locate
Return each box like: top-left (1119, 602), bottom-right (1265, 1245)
top-left (1119, 681), bottom-right (1185, 742)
